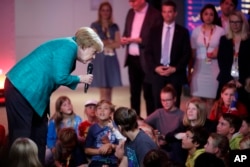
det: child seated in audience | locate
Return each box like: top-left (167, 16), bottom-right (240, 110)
top-left (216, 113), bottom-right (243, 150)
top-left (78, 100), bottom-right (98, 141)
top-left (84, 100), bottom-right (119, 167)
top-left (137, 116), bottom-right (158, 145)
top-left (54, 127), bottom-right (88, 167)
top-left (210, 83), bottom-right (248, 121)
top-left (181, 126), bottom-right (209, 167)
top-left (165, 98), bottom-right (216, 165)
top-left (204, 133), bottom-right (229, 166)
top-left (114, 107), bottom-right (158, 167)
top-left (8, 137), bottom-right (42, 167)
top-left (239, 116), bottom-right (250, 137)
top-left (46, 96), bottom-right (82, 166)
top-left (145, 84), bottom-right (184, 146)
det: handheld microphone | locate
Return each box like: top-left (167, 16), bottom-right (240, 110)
top-left (84, 63), bottom-right (93, 93)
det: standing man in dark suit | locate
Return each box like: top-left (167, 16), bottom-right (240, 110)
top-left (121, 0), bottom-right (162, 116)
top-left (145, 0), bottom-right (191, 109)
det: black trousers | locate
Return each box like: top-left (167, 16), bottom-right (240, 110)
top-left (127, 55), bottom-right (155, 116)
top-left (4, 78), bottom-right (48, 165)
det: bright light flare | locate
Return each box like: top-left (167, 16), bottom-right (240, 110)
top-left (0, 69), bottom-right (5, 89)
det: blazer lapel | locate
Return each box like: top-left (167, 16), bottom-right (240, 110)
top-left (170, 24), bottom-right (179, 60)
top-left (127, 10), bottom-right (135, 37)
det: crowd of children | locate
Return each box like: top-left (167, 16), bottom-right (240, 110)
top-left (1, 81), bottom-right (250, 167)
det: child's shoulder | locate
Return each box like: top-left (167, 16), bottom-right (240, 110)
top-left (73, 114), bottom-right (82, 122)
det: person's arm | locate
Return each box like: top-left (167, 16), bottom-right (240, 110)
top-left (188, 49), bottom-right (196, 84)
top-left (47, 120), bottom-right (57, 149)
top-left (119, 156), bottom-right (128, 167)
top-left (85, 143), bottom-right (114, 155)
top-left (174, 27), bottom-right (192, 74)
top-left (104, 30), bottom-right (121, 49)
top-left (144, 110), bottom-right (158, 129)
top-left (52, 42), bottom-right (80, 89)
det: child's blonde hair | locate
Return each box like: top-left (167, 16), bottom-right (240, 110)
top-left (183, 98), bottom-right (207, 126)
top-left (96, 99), bottom-right (115, 113)
top-left (8, 138), bottom-right (42, 167)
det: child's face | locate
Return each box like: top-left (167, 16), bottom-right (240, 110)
top-left (217, 117), bottom-right (232, 136)
top-left (85, 105), bottom-right (96, 118)
top-left (182, 131), bottom-right (196, 150)
top-left (60, 99), bottom-right (73, 115)
top-left (96, 102), bottom-right (112, 121)
top-left (221, 88), bottom-right (235, 106)
top-left (204, 136), bottom-right (217, 154)
top-left (160, 92), bottom-right (176, 111)
top-left (186, 103), bottom-right (198, 121)
top-left (239, 120), bottom-right (250, 136)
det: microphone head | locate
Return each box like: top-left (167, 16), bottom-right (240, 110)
top-left (87, 63), bottom-right (94, 74)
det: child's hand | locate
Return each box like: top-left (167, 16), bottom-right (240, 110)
top-left (98, 143), bottom-right (113, 155)
top-left (107, 120), bottom-right (114, 130)
top-left (115, 141), bottom-right (125, 159)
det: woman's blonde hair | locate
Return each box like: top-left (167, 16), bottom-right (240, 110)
top-left (183, 98), bottom-right (207, 126)
top-left (75, 27), bottom-right (103, 52)
top-left (8, 138), bottom-right (42, 167)
top-left (226, 10), bottom-right (249, 40)
top-left (97, 1), bottom-right (113, 25)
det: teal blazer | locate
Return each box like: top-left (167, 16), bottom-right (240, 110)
top-left (7, 37), bottom-right (80, 117)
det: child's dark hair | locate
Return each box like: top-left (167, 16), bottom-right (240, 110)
top-left (188, 126), bottom-right (209, 149)
top-left (114, 107), bottom-right (138, 131)
top-left (242, 116), bottom-right (250, 125)
top-left (221, 113), bottom-right (242, 133)
top-left (161, 84), bottom-right (177, 98)
top-left (143, 149), bottom-right (169, 167)
top-left (58, 127), bottom-right (77, 146)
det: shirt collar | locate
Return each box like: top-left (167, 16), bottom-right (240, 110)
top-left (163, 22), bottom-right (175, 29)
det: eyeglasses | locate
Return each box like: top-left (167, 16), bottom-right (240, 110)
top-left (161, 98), bottom-right (173, 102)
top-left (229, 21), bottom-right (242, 24)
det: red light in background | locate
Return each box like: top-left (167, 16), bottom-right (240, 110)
top-left (0, 69), bottom-right (5, 89)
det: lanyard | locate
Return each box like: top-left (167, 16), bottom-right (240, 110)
top-left (232, 39), bottom-right (240, 57)
top-left (203, 26), bottom-right (214, 52)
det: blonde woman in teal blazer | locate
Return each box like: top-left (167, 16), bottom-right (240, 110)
top-left (4, 27), bottom-right (103, 165)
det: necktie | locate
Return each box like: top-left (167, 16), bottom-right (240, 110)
top-left (162, 26), bottom-right (170, 65)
